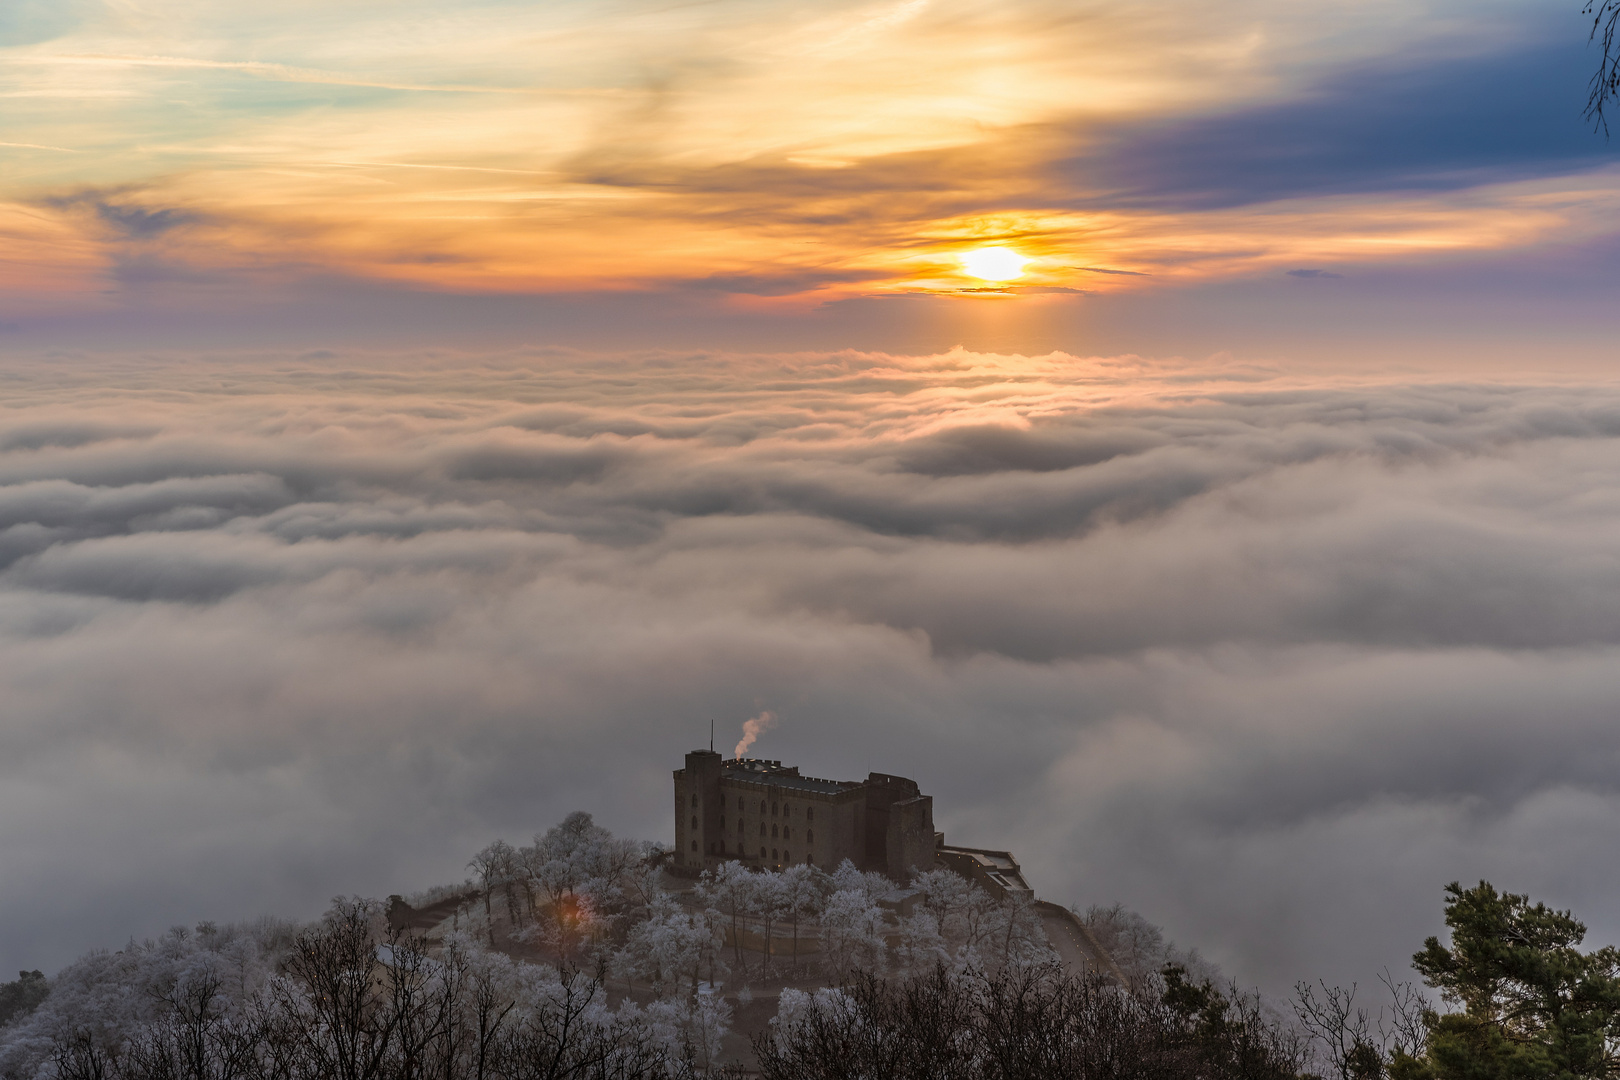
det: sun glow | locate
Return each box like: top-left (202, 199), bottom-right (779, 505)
top-left (959, 247), bottom-right (1028, 281)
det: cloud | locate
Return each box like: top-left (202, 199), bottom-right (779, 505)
top-left (1069, 35), bottom-right (1616, 211)
top-left (41, 189), bottom-right (199, 240)
top-left (6, 348), bottom-right (1620, 1001)
top-left (1287, 269), bottom-right (1342, 278)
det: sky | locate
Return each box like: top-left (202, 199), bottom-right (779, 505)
top-left (5, 0), bottom-right (1620, 1000)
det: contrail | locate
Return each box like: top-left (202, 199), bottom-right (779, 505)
top-left (734, 711), bottom-right (778, 758)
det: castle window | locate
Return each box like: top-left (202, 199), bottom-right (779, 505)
top-left (806, 807), bottom-right (814, 822)
top-left (784, 803), bottom-right (791, 816)
top-left (690, 815), bottom-right (697, 829)
top-left (760, 800), bottom-right (766, 813)
top-left (691, 793), bottom-right (697, 807)
top-left (760, 846), bottom-right (767, 858)
top-left (771, 803), bottom-right (778, 817)
top-left (760, 823), bottom-right (766, 836)
top-left (807, 829), bottom-right (814, 844)
top-left (738, 797), bottom-right (744, 811)
top-left (771, 825), bottom-right (778, 839)
top-left (691, 840), bottom-right (697, 851)
top-left (805, 854), bottom-right (813, 865)
top-left (772, 849), bottom-right (778, 860)
top-left (784, 851), bottom-right (791, 862)
top-left (783, 827), bottom-right (790, 840)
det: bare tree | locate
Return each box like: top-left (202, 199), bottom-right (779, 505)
top-left (467, 844), bottom-right (514, 948)
top-left (1589, 1), bottom-right (1620, 133)
top-left (267, 898), bottom-right (398, 1080)
top-left (50, 1029), bottom-right (117, 1080)
top-left (1375, 968), bottom-right (1428, 1063)
top-left (494, 968), bottom-right (666, 1080)
top-left (1294, 981), bottom-right (1380, 1080)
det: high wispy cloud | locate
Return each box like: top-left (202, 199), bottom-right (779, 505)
top-left (5, 349), bottom-right (1620, 996)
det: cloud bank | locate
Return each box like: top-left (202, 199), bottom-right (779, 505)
top-left (4, 348), bottom-right (1620, 996)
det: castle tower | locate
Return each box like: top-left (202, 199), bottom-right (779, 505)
top-left (672, 749), bottom-right (723, 872)
top-left (861, 772), bottom-right (936, 880)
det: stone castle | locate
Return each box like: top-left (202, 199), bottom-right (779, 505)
top-left (672, 749), bottom-right (1032, 900)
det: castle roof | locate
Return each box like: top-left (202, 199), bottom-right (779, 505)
top-left (720, 758), bottom-right (855, 795)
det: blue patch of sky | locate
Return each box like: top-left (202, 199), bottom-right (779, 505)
top-left (1062, 32), bottom-right (1619, 210)
top-left (0, 0), bottom-right (91, 47)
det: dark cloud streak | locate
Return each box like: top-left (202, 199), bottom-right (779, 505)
top-left (1065, 35), bottom-right (1617, 209)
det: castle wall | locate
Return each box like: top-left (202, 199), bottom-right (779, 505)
top-left (715, 779), bottom-right (864, 873)
top-left (673, 754), bottom-right (935, 882)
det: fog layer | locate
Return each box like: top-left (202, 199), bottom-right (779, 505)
top-left (3, 349), bottom-right (1619, 994)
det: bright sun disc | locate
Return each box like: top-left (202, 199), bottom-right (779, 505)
top-left (959, 247), bottom-right (1028, 281)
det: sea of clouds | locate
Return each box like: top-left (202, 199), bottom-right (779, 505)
top-left (5, 347), bottom-right (1620, 996)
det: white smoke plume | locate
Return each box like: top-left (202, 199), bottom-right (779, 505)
top-left (734, 711), bottom-right (778, 759)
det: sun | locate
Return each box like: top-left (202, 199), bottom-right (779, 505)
top-left (959, 247), bottom-right (1029, 282)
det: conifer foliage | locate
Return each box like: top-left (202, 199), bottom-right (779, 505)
top-left (1391, 881), bottom-right (1620, 1080)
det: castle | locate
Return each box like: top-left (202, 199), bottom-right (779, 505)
top-left (672, 750), bottom-right (1032, 899)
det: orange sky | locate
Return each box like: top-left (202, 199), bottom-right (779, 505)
top-left (2, 0), bottom-right (1617, 323)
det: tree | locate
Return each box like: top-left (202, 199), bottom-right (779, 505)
top-left (695, 863), bottom-right (755, 971)
top-left (1589, 1), bottom-right (1620, 133)
top-left (1391, 880), bottom-right (1620, 1080)
top-left (1160, 965), bottom-right (1306, 1080)
top-left (0, 970), bottom-right (48, 1028)
top-left (1294, 980), bottom-right (1383, 1080)
top-left (520, 813), bottom-right (625, 965)
top-left (616, 901), bottom-right (714, 1000)
top-left (268, 897), bottom-right (399, 1080)
top-left (909, 868), bottom-right (997, 967)
top-left (757, 964), bottom-right (1305, 1080)
top-left (984, 893), bottom-right (1053, 970)
top-left (775, 865), bottom-right (828, 976)
top-left (817, 891), bottom-right (887, 981)
top-left (751, 874), bottom-right (788, 979)
top-left (467, 842), bottom-right (516, 947)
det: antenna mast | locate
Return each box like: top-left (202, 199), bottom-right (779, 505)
top-left (710, 718), bottom-right (714, 754)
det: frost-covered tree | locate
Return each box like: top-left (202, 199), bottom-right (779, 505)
top-left (0, 918), bottom-right (295, 1080)
top-left (641, 993), bottom-right (733, 1073)
top-left (517, 812), bottom-right (646, 964)
top-left (6, 896), bottom-right (723, 1080)
top-left (893, 909), bottom-right (948, 974)
top-left (1081, 902), bottom-right (1221, 992)
top-left (695, 863), bottom-right (756, 971)
top-left (981, 892), bottom-right (1054, 969)
top-left (828, 861), bottom-right (890, 902)
top-left (616, 900), bottom-right (724, 1000)
top-left (818, 890), bottom-right (887, 981)
top-left (774, 865), bottom-right (827, 976)
top-left (750, 874), bottom-right (790, 979)
top-left (909, 869), bottom-right (996, 964)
